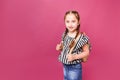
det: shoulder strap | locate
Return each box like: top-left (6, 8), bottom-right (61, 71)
top-left (69, 33), bottom-right (81, 54)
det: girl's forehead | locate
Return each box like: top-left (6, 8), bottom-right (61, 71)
top-left (66, 13), bottom-right (75, 17)
top-left (65, 14), bottom-right (77, 20)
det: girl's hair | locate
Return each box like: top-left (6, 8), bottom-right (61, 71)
top-left (63, 10), bottom-right (80, 49)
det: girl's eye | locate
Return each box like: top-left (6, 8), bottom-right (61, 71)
top-left (72, 20), bottom-right (76, 23)
top-left (66, 21), bottom-right (69, 23)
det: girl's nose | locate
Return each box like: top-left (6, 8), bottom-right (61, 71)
top-left (68, 22), bottom-right (72, 26)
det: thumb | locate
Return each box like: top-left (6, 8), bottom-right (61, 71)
top-left (60, 41), bottom-right (63, 44)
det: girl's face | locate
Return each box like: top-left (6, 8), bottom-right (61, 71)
top-left (65, 14), bottom-right (79, 32)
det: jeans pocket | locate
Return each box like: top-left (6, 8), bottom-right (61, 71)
top-left (72, 63), bottom-right (82, 69)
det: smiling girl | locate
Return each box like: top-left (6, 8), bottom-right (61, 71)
top-left (56, 10), bottom-right (91, 80)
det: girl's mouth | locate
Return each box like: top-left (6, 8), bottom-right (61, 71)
top-left (69, 27), bottom-right (73, 29)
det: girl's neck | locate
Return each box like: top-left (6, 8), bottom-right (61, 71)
top-left (68, 30), bottom-right (78, 38)
top-left (68, 30), bottom-right (77, 34)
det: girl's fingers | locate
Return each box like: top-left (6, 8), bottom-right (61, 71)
top-left (61, 41), bottom-right (63, 44)
top-left (57, 44), bottom-right (61, 47)
top-left (67, 54), bottom-right (72, 61)
top-left (56, 44), bottom-right (62, 50)
top-left (60, 41), bottom-right (63, 45)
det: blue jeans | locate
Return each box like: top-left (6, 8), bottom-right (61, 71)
top-left (63, 63), bottom-right (82, 80)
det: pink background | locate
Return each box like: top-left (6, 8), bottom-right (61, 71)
top-left (0, 0), bottom-right (120, 80)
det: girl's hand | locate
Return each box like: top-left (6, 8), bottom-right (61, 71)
top-left (56, 41), bottom-right (63, 51)
top-left (67, 53), bottom-right (76, 62)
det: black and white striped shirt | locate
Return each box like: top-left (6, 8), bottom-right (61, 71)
top-left (58, 32), bottom-right (91, 64)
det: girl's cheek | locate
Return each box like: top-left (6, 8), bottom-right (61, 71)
top-left (65, 23), bottom-right (69, 27)
top-left (72, 23), bottom-right (78, 27)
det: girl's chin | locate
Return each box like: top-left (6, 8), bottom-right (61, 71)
top-left (68, 29), bottom-right (76, 32)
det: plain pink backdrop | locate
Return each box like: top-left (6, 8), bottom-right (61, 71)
top-left (0, 0), bottom-right (120, 80)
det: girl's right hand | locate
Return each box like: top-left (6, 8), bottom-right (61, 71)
top-left (56, 41), bottom-right (63, 51)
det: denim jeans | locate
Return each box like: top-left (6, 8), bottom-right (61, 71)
top-left (63, 63), bottom-right (82, 80)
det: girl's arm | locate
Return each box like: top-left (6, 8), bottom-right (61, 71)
top-left (67, 44), bottom-right (90, 62)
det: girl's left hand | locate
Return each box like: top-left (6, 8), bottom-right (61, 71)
top-left (66, 53), bottom-right (76, 62)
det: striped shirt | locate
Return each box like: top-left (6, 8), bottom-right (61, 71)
top-left (58, 32), bottom-right (91, 64)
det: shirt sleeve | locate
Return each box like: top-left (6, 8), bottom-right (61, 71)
top-left (77, 34), bottom-right (91, 51)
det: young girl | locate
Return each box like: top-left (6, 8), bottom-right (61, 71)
top-left (56, 10), bottom-right (91, 80)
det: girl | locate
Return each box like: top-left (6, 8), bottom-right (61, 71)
top-left (56, 10), bottom-right (91, 80)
